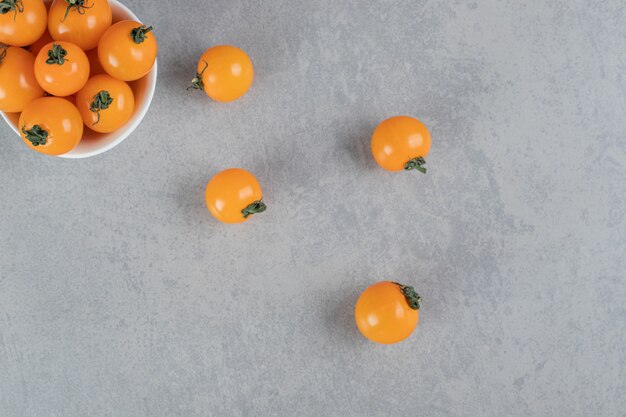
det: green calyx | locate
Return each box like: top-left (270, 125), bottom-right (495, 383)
top-left (130, 25), bottom-right (153, 44)
top-left (89, 91), bottom-right (113, 125)
top-left (62, 0), bottom-right (92, 21)
top-left (22, 125), bottom-right (49, 147)
top-left (393, 282), bottom-right (421, 310)
top-left (404, 156), bottom-right (427, 174)
top-left (187, 61), bottom-right (208, 91)
top-left (241, 199), bottom-right (267, 219)
top-left (0, 0), bottom-right (24, 20)
top-left (46, 44), bottom-right (68, 65)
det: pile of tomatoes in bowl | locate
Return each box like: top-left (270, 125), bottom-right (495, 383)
top-left (0, 0), bottom-right (157, 157)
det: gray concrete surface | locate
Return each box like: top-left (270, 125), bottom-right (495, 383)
top-left (1, 0), bottom-right (625, 416)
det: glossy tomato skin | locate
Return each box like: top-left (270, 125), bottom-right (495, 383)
top-left (34, 41), bottom-right (90, 96)
top-left (75, 74), bottom-right (135, 133)
top-left (48, 0), bottom-right (112, 51)
top-left (371, 116), bottom-right (432, 172)
top-left (355, 281), bottom-right (419, 344)
top-left (197, 45), bottom-right (254, 102)
top-left (205, 168), bottom-right (265, 224)
top-left (0, 46), bottom-right (44, 113)
top-left (19, 97), bottom-right (83, 156)
top-left (98, 20), bottom-right (157, 81)
top-left (0, 0), bottom-right (47, 46)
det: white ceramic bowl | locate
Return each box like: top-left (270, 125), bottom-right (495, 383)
top-left (0, 0), bottom-right (157, 158)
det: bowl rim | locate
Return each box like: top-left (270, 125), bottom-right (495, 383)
top-left (0, 0), bottom-right (158, 159)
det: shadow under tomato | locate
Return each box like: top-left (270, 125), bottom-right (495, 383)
top-left (186, 174), bottom-right (216, 228)
top-left (337, 118), bottom-right (379, 172)
top-left (322, 286), bottom-right (365, 345)
top-left (160, 48), bottom-right (208, 95)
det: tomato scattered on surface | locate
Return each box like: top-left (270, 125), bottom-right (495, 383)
top-left (0, 46), bottom-right (44, 113)
top-left (19, 96), bottom-right (83, 155)
top-left (48, 0), bottom-right (112, 51)
top-left (190, 45), bottom-right (254, 102)
top-left (205, 168), bottom-right (266, 224)
top-left (1, 0), bottom-right (434, 348)
top-left (75, 74), bottom-right (135, 133)
top-left (0, 0), bottom-right (47, 47)
top-left (34, 41), bottom-right (89, 96)
top-left (98, 20), bottom-right (157, 81)
top-left (355, 281), bottom-right (421, 344)
top-left (371, 116), bottom-right (432, 173)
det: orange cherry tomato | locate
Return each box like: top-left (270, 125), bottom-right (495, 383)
top-left (205, 168), bottom-right (266, 224)
top-left (98, 21), bottom-right (157, 81)
top-left (34, 41), bottom-right (89, 96)
top-left (0, 0), bottom-right (47, 47)
top-left (75, 74), bottom-right (135, 133)
top-left (355, 281), bottom-right (421, 344)
top-left (26, 27), bottom-right (53, 55)
top-left (0, 46), bottom-right (44, 112)
top-left (189, 45), bottom-right (254, 102)
top-left (48, 0), bottom-right (111, 51)
top-left (371, 116), bottom-right (432, 173)
top-left (19, 96), bottom-right (83, 155)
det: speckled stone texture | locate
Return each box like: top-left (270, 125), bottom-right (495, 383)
top-left (1, 0), bottom-right (625, 416)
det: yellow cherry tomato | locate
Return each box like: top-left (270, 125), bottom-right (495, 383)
top-left (189, 45), bottom-right (254, 102)
top-left (205, 168), bottom-right (266, 224)
top-left (98, 20), bottom-right (157, 81)
top-left (75, 74), bottom-right (135, 133)
top-left (48, 0), bottom-right (111, 51)
top-left (19, 96), bottom-right (83, 156)
top-left (34, 41), bottom-right (89, 96)
top-left (0, 0), bottom-right (47, 47)
top-left (355, 281), bottom-right (421, 344)
top-left (0, 45), bottom-right (44, 112)
top-left (371, 116), bottom-right (432, 173)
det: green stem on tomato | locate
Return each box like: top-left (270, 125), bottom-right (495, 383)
top-left (404, 156), bottom-right (427, 174)
top-left (187, 61), bottom-right (208, 91)
top-left (0, 0), bottom-right (24, 20)
top-left (241, 199), bottom-right (267, 219)
top-left (89, 91), bottom-right (113, 125)
top-left (62, 0), bottom-right (92, 22)
top-left (22, 125), bottom-right (49, 147)
top-left (130, 25), bottom-right (153, 44)
top-left (392, 282), bottom-right (421, 310)
top-left (46, 44), bottom-right (69, 65)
